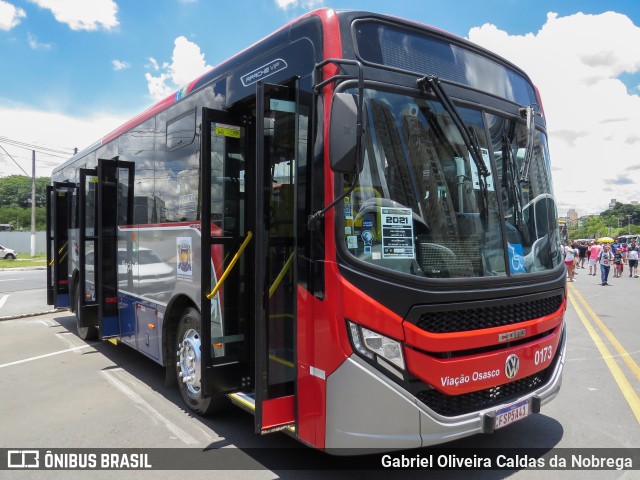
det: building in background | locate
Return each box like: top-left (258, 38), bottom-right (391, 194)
top-left (566, 209), bottom-right (578, 226)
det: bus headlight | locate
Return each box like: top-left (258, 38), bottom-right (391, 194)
top-left (347, 321), bottom-right (405, 371)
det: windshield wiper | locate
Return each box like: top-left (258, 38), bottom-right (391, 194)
top-left (503, 133), bottom-right (525, 234)
top-left (518, 105), bottom-right (537, 182)
top-left (417, 75), bottom-right (490, 178)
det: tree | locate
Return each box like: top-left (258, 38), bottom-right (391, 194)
top-left (569, 216), bottom-right (608, 240)
top-left (0, 175), bottom-right (49, 208)
top-left (0, 176), bottom-right (49, 229)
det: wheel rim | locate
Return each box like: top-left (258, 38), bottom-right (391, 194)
top-left (177, 328), bottom-right (202, 395)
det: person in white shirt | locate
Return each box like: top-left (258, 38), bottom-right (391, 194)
top-left (628, 241), bottom-right (639, 278)
top-left (599, 243), bottom-right (614, 286)
top-left (563, 242), bottom-right (578, 282)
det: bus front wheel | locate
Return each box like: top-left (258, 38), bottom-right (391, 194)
top-left (176, 307), bottom-right (228, 415)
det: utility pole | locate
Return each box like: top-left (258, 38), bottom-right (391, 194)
top-left (628, 214), bottom-right (632, 235)
top-left (31, 150), bottom-right (36, 257)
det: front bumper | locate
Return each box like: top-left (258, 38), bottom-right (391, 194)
top-left (324, 325), bottom-right (566, 452)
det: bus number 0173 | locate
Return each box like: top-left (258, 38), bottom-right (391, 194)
top-left (534, 346), bottom-right (553, 365)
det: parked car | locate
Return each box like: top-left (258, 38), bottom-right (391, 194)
top-left (0, 245), bottom-right (17, 260)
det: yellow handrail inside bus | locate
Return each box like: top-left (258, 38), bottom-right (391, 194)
top-left (49, 241), bottom-right (68, 266)
top-left (269, 251), bottom-right (294, 299)
top-left (206, 231), bottom-right (253, 300)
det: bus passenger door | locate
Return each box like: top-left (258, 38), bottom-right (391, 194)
top-left (96, 158), bottom-right (134, 338)
top-left (77, 159), bottom-right (134, 338)
top-left (201, 82), bottom-right (299, 434)
top-left (46, 182), bottom-right (76, 308)
top-left (254, 82), bottom-right (298, 434)
top-left (201, 107), bottom-right (252, 396)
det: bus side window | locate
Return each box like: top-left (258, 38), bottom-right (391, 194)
top-left (154, 109), bottom-right (199, 223)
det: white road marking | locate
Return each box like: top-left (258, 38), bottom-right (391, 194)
top-left (0, 294), bottom-right (9, 309)
top-left (0, 345), bottom-right (93, 369)
top-left (100, 369), bottom-right (199, 445)
top-left (39, 318), bottom-right (60, 327)
top-left (55, 332), bottom-right (88, 351)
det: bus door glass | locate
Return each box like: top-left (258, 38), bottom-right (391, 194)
top-left (255, 82), bottom-right (298, 433)
top-left (96, 158), bottom-right (134, 338)
top-left (77, 167), bottom-right (99, 329)
top-left (77, 160), bottom-right (134, 338)
top-left (46, 182), bottom-right (76, 308)
top-left (201, 108), bottom-right (251, 397)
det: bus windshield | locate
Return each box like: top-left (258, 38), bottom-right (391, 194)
top-left (340, 88), bottom-right (562, 278)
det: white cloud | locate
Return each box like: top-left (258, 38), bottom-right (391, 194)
top-left (274, 0), bottom-right (324, 10)
top-left (0, 0), bottom-right (25, 30)
top-left (468, 11), bottom-right (640, 215)
top-left (146, 57), bottom-right (160, 71)
top-left (145, 36), bottom-right (212, 101)
top-left (29, 0), bottom-right (118, 31)
top-left (112, 59), bottom-right (130, 71)
top-left (0, 106), bottom-right (128, 177)
top-left (28, 32), bottom-right (52, 49)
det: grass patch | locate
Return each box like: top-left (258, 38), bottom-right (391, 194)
top-left (0, 253), bottom-right (47, 269)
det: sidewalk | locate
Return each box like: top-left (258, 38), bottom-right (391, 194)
top-left (0, 307), bottom-right (68, 322)
top-left (0, 265), bottom-right (47, 272)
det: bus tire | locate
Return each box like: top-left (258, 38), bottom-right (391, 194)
top-left (176, 307), bottom-right (228, 415)
top-left (75, 288), bottom-right (98, 341)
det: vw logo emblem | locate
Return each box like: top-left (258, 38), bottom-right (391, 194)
top-left (505, 354), bottom-right (520, 379)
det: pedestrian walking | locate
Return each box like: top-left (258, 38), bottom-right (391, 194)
top-left (588, 241), bottom-right (601, 276)
top-left (614, 248), bottom-right (623, 278)
top-left (563, 242), bottom-right (578, 282)
top-left (578, 241), bottom-right (588, 268)
top-left (628, 241), bottom-right (639, 278)
top-left (599, 243), bottom-right (614, 286)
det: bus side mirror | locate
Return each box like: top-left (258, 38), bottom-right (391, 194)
top-left (329, 93), bottom-right (364, 174)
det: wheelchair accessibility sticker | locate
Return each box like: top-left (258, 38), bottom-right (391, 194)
top-left (508, 243), bottom-right (526, 274)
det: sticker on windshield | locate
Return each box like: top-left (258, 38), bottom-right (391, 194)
top-left (508, 243), bottom-right (526, 274)
top-left (470, 148), bottom-right (494, 191)
top-left (381, 207), bottom-right (414, 259)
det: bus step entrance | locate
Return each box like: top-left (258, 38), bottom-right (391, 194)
top-left (228, 392), bottom-right (255, 413)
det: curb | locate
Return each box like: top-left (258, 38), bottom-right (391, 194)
top-left (0, 266), bottom-right (47, 272)
top-left (0, 308), bottom-right (68, 322)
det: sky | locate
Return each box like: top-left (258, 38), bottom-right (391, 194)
top-left (1, 0), bottom-right (640, 217)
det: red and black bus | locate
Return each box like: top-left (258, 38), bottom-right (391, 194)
top-left (47, 8), bottom-right (566, 452)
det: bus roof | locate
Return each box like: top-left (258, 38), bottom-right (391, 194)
top-left (55, 8), bottom-right (535, 175)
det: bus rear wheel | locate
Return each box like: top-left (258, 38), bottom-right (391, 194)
top-left (176, 307), bottom-right (228, 415)
top-left (75, 288), bottom-right (98, 341)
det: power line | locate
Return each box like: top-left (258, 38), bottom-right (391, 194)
top-left (0, 143), bottom-right (30, 176)
top-left (0, 136), bottom-right (74, 159)
top-left (0, 135), bottom-right (75, 154)
top-left (0, 150), bottom-right (62, 165)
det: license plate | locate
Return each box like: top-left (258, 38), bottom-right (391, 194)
top-left (494, 399), bottom-right (529, 430)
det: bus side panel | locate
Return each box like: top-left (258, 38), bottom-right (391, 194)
top-left (296, 285), bottom-right (326, 448)
top-left (296, 262), bottom-right (357, 449)
top-left (294, 7), bottom-right (347, 450)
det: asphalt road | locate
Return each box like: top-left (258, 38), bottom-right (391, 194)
top-left (0, 268), bottom-right (53, 318)
top-left (0, 267), bottom-right (639, 478)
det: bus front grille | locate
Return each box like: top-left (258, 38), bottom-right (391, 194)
top-left (414, 294), bottom-right (563, 334)
top-left (414, 365), bottom-right (553, 417)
